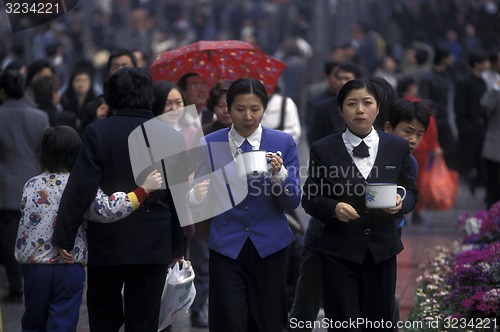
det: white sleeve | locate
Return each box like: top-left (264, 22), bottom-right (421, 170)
top-left (84, 188), bottom-right (134, 223)
top-left (284, 97), bottom-right (302, 144)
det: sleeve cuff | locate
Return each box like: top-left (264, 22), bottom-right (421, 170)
top-left (127, 192), bottom-right (140, 210)
top-left (270, 166), bottom-right (288, 184)
top-left (188, 187), bottom-right (203, 207)
top-left (130, 187), bottom-right (148, 208)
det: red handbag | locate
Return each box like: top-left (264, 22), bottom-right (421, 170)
top-left (420, 154), bottom-right (459, 210)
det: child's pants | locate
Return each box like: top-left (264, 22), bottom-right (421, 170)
top-left (21, 263), bottom-right (85, 332)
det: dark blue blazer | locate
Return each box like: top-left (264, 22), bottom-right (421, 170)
top-left (192, 127), bottom-right (301, 259)
top-left (302, 130), bottom-right (418, 264)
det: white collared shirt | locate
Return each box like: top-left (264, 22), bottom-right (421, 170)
top-left (188, 125), bottom-right (288, 206)
top-left (228, 124), bottom-right (263, 155)
top-left (342, 127), bottom-right (379, 179)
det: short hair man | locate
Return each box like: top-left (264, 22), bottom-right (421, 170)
top-left (178, 73), bottom-right (213, 126)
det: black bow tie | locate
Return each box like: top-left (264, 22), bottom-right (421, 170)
top-left (353, 140), bottom-right (370, 158)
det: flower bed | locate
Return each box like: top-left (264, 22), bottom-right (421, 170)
top-left (407, 202), bottom-right (500, 331)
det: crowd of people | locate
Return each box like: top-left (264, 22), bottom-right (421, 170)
top-left (1, 0), bottom-right (500, 331)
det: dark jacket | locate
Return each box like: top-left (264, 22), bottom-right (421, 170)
top-left (306, 88), bottom-right (345, 145)
top-left (454, 71), bottom-right (487, 173)
top-left (52, 108), bottom-right (184, 265)
top-left (302, 130), bottom-right (418, 264)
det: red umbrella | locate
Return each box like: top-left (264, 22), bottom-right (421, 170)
top-left (149, 40), bottom-right (286, 94)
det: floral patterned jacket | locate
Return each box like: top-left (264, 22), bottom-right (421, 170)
top-left (15, 172), bottom-right (135, 264)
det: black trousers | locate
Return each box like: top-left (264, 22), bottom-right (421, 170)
top-left (0, 209), bottom-right (22, 295)
top-left (288, 246), bottom-right (323, 331)
top-left (321, 252), bottom-right (396, 332)
top-left (86, 264), bottom-right (168, 332)
top-left (484, 158), bottom-right (500, 208)
top-left (209, 239), bottom-right (287, 332)
top-left (188, 237), bottom-right (209, 314)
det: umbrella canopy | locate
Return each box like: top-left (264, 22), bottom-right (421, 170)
top-left (149, 40), bottom-right (287, 94)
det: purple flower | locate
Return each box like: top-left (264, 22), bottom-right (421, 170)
top-left (456, 201), bottom-right (500, 244)
top-left (411, 202), bottom-right (500, 321)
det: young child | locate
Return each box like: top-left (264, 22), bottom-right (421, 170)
top-left (14, 126), bottom-right (163, 331)
top-left (384, 98), bottom-right (432, 225)
top-left (384, 98), bottom-right (431, 152)
top-left (383, 98), bottom-right (432, 325)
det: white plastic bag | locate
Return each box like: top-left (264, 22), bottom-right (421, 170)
top-left (157, 260), bottom-right (196, 330)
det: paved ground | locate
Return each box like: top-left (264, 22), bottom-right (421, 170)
top-left (0, 135), bottom-right (487, 331)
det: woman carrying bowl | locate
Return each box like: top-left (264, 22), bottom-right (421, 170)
top-left (189, 78), bottom-right (301, 332)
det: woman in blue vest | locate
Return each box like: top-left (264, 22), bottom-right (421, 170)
top-left (190, 78), bottom-right (301, 331)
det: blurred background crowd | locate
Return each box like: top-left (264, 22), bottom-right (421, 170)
top-left (1, 1), bottom-right (500, 330)
top-left (0, 0), bottom-right (499, 86)
top-left (0, 0), bottom-right (500, 182)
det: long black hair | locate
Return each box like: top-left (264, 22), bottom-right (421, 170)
top-left (151, 80), bottom-right (184, 116)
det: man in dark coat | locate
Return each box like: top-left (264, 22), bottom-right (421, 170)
top-left (454, 50), bottom-right (489, 191)
top-left (418, 45), bottom-right (458, 170)
top-left (52, 68), bottom-right (185, 332)
top-left (307, 62), bottom-right (361, 146)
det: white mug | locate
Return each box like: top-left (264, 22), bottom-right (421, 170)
top-left (236, 150), bottom-right (269, 177)
top-left (365, 183), bottom-right (406, 208)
